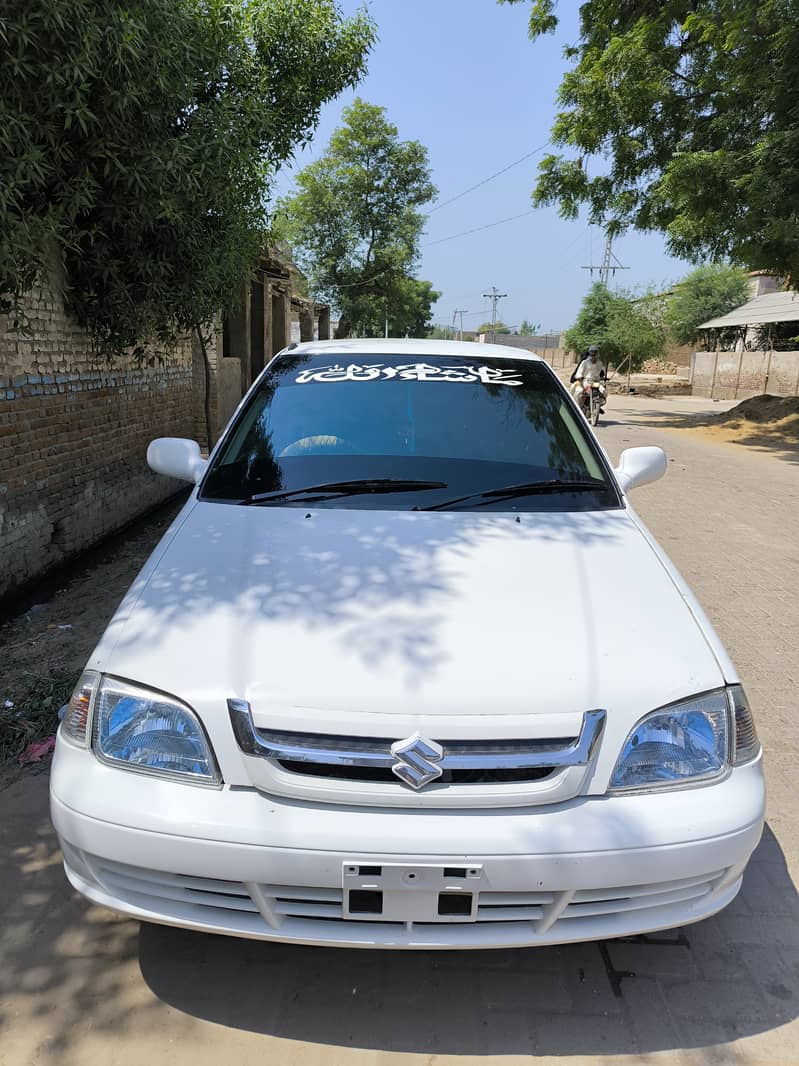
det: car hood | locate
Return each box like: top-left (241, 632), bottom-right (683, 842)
top-left (93, 500), bottom-right (725, 734)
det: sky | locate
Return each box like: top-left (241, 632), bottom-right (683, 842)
top-left (273, 0), bottom-right (693, 334)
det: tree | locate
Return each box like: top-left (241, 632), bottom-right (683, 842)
top-left (607, 291), bottom-right (666, 371)
top-left (278, 99), bottom-right (439, 337)
top-left (478, 321), bottom-right (511, 335)
top-left (427, 324), bottom-right (457, 340)
top-left (665, 264), bottom-right (751, 346)
top-left (1, 0), bottom-right (375, 386)
top-left (565, 283), bottom-right (665, 370)
top-left (500, 1), bottom-right (799, 282)
top-left (519, 319), bottom-right (540, 335)
top-left (564, 283), bottom-right (624, 364)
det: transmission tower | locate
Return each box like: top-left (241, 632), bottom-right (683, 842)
top-left (482, 287), bottom-right (507, 343)
top-left (582, 232), bottom-right (629, 287)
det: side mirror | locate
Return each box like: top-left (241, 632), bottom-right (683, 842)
top-left (147, 438), bottom-right (207, 484)
top-left (614, 446), bottom-right (667, 493)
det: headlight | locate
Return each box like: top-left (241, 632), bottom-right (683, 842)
top-left (609, 690), bottom-right (730, 792)
top-left (92, 676), bottom-right (221, 786)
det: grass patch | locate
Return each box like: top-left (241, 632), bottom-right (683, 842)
top-left (0, 668), bottom-right (80, 763)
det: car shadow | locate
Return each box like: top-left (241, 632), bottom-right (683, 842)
top-left (1, 774), bottom-right (793, 1062)
top-left (138, 822), bottom-right (798, 1057)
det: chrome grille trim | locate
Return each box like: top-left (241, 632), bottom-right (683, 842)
top-left (228, 700), bottom-right (606, 774)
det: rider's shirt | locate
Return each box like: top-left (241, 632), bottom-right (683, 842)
top-left (575, 358), bottom-right (605, 383)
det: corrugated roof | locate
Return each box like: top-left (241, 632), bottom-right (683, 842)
top-left (700, 290), bottom-right (799, 329)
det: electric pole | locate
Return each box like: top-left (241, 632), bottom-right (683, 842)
top-left (482, 287), bottom-right (507, 343)
top-left (581, 232), bottom-right (628, 287)
top-left (453, 308), bottom-right (469, 340)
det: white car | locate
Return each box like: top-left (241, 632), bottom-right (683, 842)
top-left (51, 339), bottom-right (765, 949)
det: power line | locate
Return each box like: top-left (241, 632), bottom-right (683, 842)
top-left (425, 143), bottom-right (549, 216)
top-left (326, 265), bottom-right (393, 290)
top-left (425, 210), bottom-right (534, 247)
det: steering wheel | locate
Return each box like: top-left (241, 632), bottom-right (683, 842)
top-left (278, 435), bottom-right (357, 457)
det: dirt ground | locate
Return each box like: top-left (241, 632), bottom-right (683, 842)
top-left (615, 393), bottom-right (799, 462)
top-left (678, 395), bottom-right (799, 452)
top-left (0, 494), bottom-right (187, 772)
top-left (1, 397), bottom-right (798, 1065)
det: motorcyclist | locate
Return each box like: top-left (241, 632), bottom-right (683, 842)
top-left (571, 345), bottom-right (606, 409)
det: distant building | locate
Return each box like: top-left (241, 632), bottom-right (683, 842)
top-left (477, 331), bottom-right (573, 369)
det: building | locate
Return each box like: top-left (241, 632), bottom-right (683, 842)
top-left (691, 288), bottom-right (799, 399)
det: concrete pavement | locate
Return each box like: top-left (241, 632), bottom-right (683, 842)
top-left (1, 393), bottom-right (797, 1066)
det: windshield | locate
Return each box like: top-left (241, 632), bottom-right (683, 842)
top-left (200, 351), bottom-right (621, 511)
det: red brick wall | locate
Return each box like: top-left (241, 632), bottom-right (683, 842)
top-left (0, 278), bottom-right (200, 599)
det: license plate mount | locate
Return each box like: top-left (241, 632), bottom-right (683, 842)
top-left (342, 863), bottom-right (483, 923)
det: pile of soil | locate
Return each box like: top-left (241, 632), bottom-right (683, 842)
top-left (678, 393), bottom-right (799, 454)
top-left (712, 394), bottom-right (799, 425)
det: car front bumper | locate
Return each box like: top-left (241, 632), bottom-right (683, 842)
top-left (50, 739), bottom-right (765, 949)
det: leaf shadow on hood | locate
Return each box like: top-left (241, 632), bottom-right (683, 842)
top-left (101, 504), bottom-right (625, 688)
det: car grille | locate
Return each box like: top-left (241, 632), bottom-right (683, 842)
top-left (81, 852), bottom-right (727, 939)
top-left (228, 700), bottom-right (606, 797)
top-left (275, 760), bottom-right (556, 785)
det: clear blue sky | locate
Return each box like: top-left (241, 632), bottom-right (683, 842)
top-left (273, 0), bottom-right (691, 333)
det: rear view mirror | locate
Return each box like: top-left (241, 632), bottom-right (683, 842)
top-left (147, 438), bottom-right (207, 484)
top-left (614, 446), bottom-right (667, 493)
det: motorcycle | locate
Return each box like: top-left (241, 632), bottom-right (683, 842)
top-left (578, 380), bottom-right (606, 426)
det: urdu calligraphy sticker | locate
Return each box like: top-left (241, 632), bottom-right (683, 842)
top-left (295, 363), bottom-right (523, 386)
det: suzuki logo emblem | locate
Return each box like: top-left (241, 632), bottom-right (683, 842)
top-left (390, 733), bottom-right (444, 790)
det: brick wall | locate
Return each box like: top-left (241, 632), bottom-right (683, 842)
top-left (0, 277), bottom-right (203, 600)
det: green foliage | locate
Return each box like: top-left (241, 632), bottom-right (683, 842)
top-left (564, 283), bottom-right (624, 363)
top-left (500, 0), bottom-right (799, 282)
top-left (566, 282), bottom-right (665, 370)
top-left (498, 0), bottom-right (558, 38)
top-left (0, 668), bottom-right (80, 762)
top-left (278, 99), bottom-right (439, 337)
top-left (607, 291), bottom-right (666, 371)
top-left (478, 321), bottom-right (511, 335)
top-left (519, 319), bottom-right (540, 335)
top-left (427, 324), bottom-right (457, 340)
top-left (665, 264), bottom-right (751, 345)
top-left (1, 0), bottom-right (375, 355)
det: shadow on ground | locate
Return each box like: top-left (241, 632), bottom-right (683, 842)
top-left (137, 821), bottom-right (798, 1056)
top-left (1, 773), bottom-right (796, 1061)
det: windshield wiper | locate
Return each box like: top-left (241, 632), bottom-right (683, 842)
top-left (241, 478), bottom-right (447, 505)
top-left (419, 478), bottom-right (608, 512)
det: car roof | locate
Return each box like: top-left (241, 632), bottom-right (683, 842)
top-left (285, 338), bottom-right (544, 362)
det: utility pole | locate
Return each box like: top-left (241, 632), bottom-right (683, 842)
top-left (453, 308), bottom-right (469, 340)
top-left (482, 287), bottom-right (507, 344)
top-left (582, 232), bottom-right (629, 287)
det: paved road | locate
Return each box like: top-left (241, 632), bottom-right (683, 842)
top-left (1, 395), bottom-right (797, 1066)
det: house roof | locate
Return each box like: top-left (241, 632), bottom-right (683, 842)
top-left (700, 290), bottom-right (799, 329)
